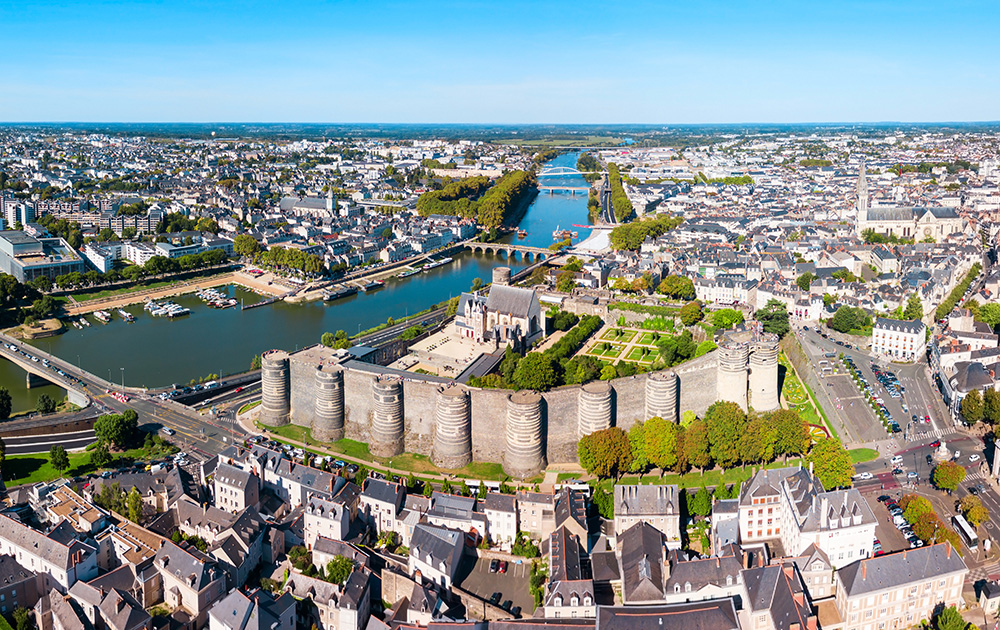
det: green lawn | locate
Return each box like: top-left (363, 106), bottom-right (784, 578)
top-left (626, 347), bottom-right (657, 362)
top-left (849, 448), bottom-right (879, 464)
top-left (638, 332), bottom-right (658, 345)
top-left (238, 400), bottom-right (261, 414)
top-left (4, 435), bottom-right (177, 487)
top-left (594, 458), bottom-right (807, 491)
top-left (599, 329), bottom-right (636, 343)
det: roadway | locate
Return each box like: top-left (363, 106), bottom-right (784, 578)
top-left (4, 430), bottom-right (97, 455)
top-left (0, 332), bottom-right (246, 463)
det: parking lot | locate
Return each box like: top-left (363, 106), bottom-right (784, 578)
top-left (455, 555), bottom-right (534, 617)
top-left (866, 493), bottom-right (914, 554)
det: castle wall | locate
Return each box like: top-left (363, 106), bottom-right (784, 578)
top-left (287, 347), bottom-right (722, 468)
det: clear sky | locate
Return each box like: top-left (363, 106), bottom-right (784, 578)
top-left (1, 0), bottom-right (998, 124)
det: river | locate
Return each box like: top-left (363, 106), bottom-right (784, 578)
top-left (16, 152), bottom-right (592, 390)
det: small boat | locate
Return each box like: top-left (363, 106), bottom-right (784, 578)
top-left (118, 309), bottom-right (134, 323)
top-left (94, 310), bottom-right (111, 323)
top-left (78, 317), bottom-right (90, 328)
top-left (423, 257), bottom-right (454, 271)
top-left (72, 320), bottom-right (82, 329)
top-left (398, 268), bottom-right (422, 278)
top-left (359, 280), bottom-right (385, 293)
top-left (517, 229), bottom-right (527, 238)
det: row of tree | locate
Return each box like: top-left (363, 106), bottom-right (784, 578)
top-left (607, 163), bottom-right (634, 222)
top-left (475, 170), bottom-right (537, 228)
top-left (256, 245), bottom-right (326, 276)
top-left (577, 403), bottom-right (851, 487)
top-left (935, 263), bottom-right (982, 321)
top-left (609, 214), bottom-right (684, 250)
top-left (44, 249), bottom-right (231, 292)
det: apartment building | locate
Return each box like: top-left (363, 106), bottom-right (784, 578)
top-left (872, 318), bottom-right (927, 362)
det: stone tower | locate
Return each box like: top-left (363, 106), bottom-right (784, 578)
top-left (855, 157), bottom-right (868, 232)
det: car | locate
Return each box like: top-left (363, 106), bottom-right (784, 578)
top-left (162, 427), bottom-right (175, 436)
top-left (930, 440), bottom-right (941, 448)
top-left (907, 471), bottom-right (918, 479)
top-left (926, 455), bottom-right (934, 465)
top-left (854, 472), bottom-right (874, 481)
top-left (346, 463), bottom-right (360, 474)
top-left (891, 467), bottom-right (903, 475)
top-left (970, 454), bottom-right (981, 462)
top-left (235, 386), bottom-right (243, 392)
top-left (954, 450), bottom-right (961, 460)
top-left (489, 592), bottom-right (502, 605)
top-left (499, 560), bottom-right (508, 573)
top-left (891, 455), bottom-right (903, 465)
top-left (969, 486), bottom-right (980, 495)
top-left (489, 559), bottom-right (499, 573)
top-left (877, 495), bottom-right (891, 503)
top-left (925, 415), bottom-right (931, 424)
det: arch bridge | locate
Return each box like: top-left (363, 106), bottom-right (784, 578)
top-left (538, 166), bottom-right (583, 177)
top-left (464, 242), bottom-right (553, 262)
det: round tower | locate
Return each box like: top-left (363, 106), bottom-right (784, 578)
top-left (748, 333), bottom-right (780, 412)
top-left (645, 370), bottom-right (678, 422)
top-left (578, 381), bottom-right (613, 436)
top-left (313, 365), bottom-right (345, 442)
top-left (717, 337), bottom-right (750, 412)
top-left (432, 384), bottom-right (472, 469)
top-left (370, 376), bottom-right (404, 457)
top-left (504, 390), bottom-right (545, 479)
top-left (493, 266), bottom-right (512, 286)
top-left (259, 350), bottom-right (290, 426)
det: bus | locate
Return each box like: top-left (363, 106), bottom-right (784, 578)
top-left (952, 514), bottom-right (978, 551)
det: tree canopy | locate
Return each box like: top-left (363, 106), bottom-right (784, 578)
top-left (807, 438), bottom-right (853, 489)
top-left (578, 428), bottom-right (632, 478)
top-left (94, 409), bottom-right (139, 449)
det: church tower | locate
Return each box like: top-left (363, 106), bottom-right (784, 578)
top-left (855, 157), bottom-right (869, 235)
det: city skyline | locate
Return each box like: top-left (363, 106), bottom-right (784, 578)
top-left (3, 0), bottom-right (1000, 124)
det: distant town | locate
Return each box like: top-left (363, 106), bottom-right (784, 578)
top-left (0, 124), bottom-right (998, 630)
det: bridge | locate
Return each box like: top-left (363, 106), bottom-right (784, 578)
top-left (538, 184), bottom-right (590, 194)
top-left (0, 333), bottom-right (247, 458)
top-left (538, 166), bottom-right (583, 177)
top-left (464, 242), bottom-right (554, 262)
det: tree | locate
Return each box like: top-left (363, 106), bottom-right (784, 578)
top-left (12, 607), bottom-right (31, 630)
top-left (90, 442), bottom-right (112, 468)
top-left (679, 301), bottom-right (704, 326)
top-left (904, 292), bottom-right (924, 320)
top-left (628, 421), bottom-right (648, 474)
top-left (513, 353), bottom-right (559, 391)
top-left (689, 487), bottom-right (712, 517)
top-left (770, 409), bottom-right (810, 458)
top-left (682, 418), bottom-right (712, 471)
top-left (796, 272), bottom-right (817, 291)
top-left (577, 428), bottom-right (632, 479)
top-left (321, 332), bottom-right (335, 347)
top-left (935, 606), bottom-right (971, 630)
top-left (828, 306), bottom-right (871, 334)
top-left (807, 438), bottom-right (853, 489)
top-left (756, 299), bottom-right (791, 338)
top-left (933, 461), bottom-right (966, 492)
top-left (93, 409), bottom-right (139, 449)
top-left (127, 487), bottom-right (143, 523)
top-left (961, 389), bottom-right (985, 424)
top-left (36, 393), bottom-right (56, 414)
top-left (983, 388), bottom-right (1000, 424)
top-left (644, 416), bottom-right (678, 471)
top-left (0, 435), bottom-right (5, 469)
top-left (740, 415), bottom-right (777, 464)
top-left (49, 445), bottom-right (69, 472)
top-left (705, 401), bottom-right (746, 469)
top-left (711, 308), bottom-right (744, 329)
top-left (0, 387), bottom-right (11, 420)
top-left (599, 364), bottom-right (617, 381)
top-left (900, 494), bottom-right (933, 523)
top-left (959, 495), bottom-right (990, 527)
top-left (979, 303), bottom-right (1000, 328)
top-left (658, 275), bottom-right (695, 300)
top-left (326, 556), bottom-right (354, 584)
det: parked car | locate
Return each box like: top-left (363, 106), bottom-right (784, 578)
top-left (489, 559), bottom-right (499, 573)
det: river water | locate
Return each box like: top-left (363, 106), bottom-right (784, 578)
top-left (18, 152), bottom-right (591, 389)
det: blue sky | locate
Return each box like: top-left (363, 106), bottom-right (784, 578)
top-left (1, 0), bottom-right (998, 123)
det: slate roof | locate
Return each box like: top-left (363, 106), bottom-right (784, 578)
top-left (485, 284), bottom-right (537, 318)
top-left (615, 485), bottom-right (679, 517)
top-left (549, 526), bottom-right (584, 583)
top-left (742, 564), bottom-right (813, 630)
top-left (215, 462), bottom-right (254, 490)
top-left (874, 317), bottom-right (924, 335)
top-left (618, 522), bottom-right (667, 603)
top-left (210, 587), bottom-right (296, 630)
top-left (837, 542), bottom-right (967, 597)
top-left (595, 599), bottom-right (740, 630)
top-left (98, 588), bottom-right (151, 630)
top-left (410, 524), bottom-right (463, 576)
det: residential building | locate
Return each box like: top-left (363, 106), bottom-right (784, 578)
top-left (871, 318), bottom-right (926, 362)
top-left (614, 485), bottom-right (681, 549)
top-left (408, 524), bottom-right (464, 589)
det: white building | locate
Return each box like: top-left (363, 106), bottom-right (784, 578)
top-left (872, 318), bottom-right (926, 362)
top-left (738, 466), bottom-right (877, 569)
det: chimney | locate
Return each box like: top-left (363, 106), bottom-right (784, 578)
top-left (793, 592), bottom-right (804, 606)
top-left (946, 542), bottom-right (952, 559)
top-left (809, 461), bottom-right (814, 475)
top-left (820, 497), bottom-right (828, 528)
top-left (861, 562), bottom-right (867, 580)
top-left (783, 566), bottom-right (794, 581)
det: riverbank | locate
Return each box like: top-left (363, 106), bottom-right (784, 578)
top-left (5, 318), bottom-right (64, 340)
top-left (61, 269), bottom-right (290, 316)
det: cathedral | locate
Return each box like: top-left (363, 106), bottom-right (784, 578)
top-left (853, 159), bottom-right (966, 240)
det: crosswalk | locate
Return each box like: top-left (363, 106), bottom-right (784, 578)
top-left (968, 562), bottom-right (1000, 582)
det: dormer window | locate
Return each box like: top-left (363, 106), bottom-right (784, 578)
top-left (685, 582), bottom-right (692, 593)
top-left (726, 575), bottom-right (733, 586)
top-left (674, 584), bottom-right (681, 593)
top-left (584, 596), bottom-right (592, 606)
top-left (554, 596), bottom-right (563, 607)
top-left (571, 596), bottom-right (579, 606)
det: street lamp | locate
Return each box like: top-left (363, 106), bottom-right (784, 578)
top-left (120, 367), bottom-right (125, 393)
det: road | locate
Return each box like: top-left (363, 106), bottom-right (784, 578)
top-left (4, 430), bottom-right (97, 455)
top-left (0, 333), bottom-right (246, 463)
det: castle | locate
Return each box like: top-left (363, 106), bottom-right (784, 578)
top-left (257, 314), bottom-right (778, 479)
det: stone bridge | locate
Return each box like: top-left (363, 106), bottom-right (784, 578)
top-left (0, 342), bottom-right (91, 408)
top-left (464, 242), bottom-right (554, 262)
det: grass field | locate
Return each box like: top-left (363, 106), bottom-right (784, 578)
top-left (4, 437), bottom-right (177, 487)
top-left (637, 332), bottom-right (659, 345)
top-left (849, 448), bottom-right (879, 464)
top-left (600, 329), bottom-right (637, 343)
top-left (67, 269), bottom-right (232, 303)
